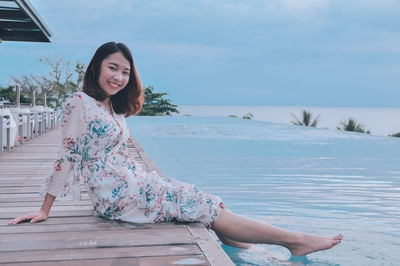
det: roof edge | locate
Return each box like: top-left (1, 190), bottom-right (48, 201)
top-left (15, 0), bottom-right (52, 39)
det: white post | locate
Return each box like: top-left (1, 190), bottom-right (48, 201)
top-left (32, 90), bottom-right (36, 107)
top-left (0, 115), bottom-right (3, 153)
top-left (16, 85), bottom-right (20, 108)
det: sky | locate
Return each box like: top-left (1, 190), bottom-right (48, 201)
top-left (1, 0), bottom-right (400, 106)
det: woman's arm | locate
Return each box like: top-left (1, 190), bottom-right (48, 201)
top-left (40, 93), bottom-right (86, 199)
top-left (40, 192), bottom-right (56, 216)
top-left (9, 94), bottom-right (86, 225)
top-left (8, 193), bottom-right (56, 225)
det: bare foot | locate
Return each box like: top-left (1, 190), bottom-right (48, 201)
top-left (287, 234), bottom-right (343, 256)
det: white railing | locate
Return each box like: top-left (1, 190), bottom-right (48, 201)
top-left (0, 114), bottom-right (11, 153)
top-left (0, 108), bottom-right (58, 153)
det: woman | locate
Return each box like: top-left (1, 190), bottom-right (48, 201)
top-left (8, 42), bottom-right (343, 256)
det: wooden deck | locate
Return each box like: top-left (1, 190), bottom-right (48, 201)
top-left (0, 128), bottom-right (234, 265)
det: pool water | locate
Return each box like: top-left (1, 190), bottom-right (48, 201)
top-left (127, 116), bottom-right (400, 266)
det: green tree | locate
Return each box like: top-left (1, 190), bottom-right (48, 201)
top-left (389, 132), bottom-right (400, 138)
top-left (11, 74), bottom-right (37, 102)
top-left (337, 117), bottom-right (370, 134)
top-left (242, 113), bottom-right (254, 120)
top-left (10, 56), bottom-right (86, 109)
top-left (291, 109), bottom-right (320, 127)
top-left (139, 86), bottom-right (179, 116)
top-left (38, 56), bottom-right (85, 108)
top-left (0, 86), bottom-right (31, 103)
top-left (31, 75), bottom-right (57, 108)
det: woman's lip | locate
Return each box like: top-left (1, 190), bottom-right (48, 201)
top-left (108, 81), bottom-right (121, 89)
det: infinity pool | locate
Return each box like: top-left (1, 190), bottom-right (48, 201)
top-left (127, 116), bottom-right (400, 266)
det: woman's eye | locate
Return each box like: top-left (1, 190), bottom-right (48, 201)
top-left (109, 66), bottom-right (116, 70)
top-left (123, 72), bottom-right (130, 75)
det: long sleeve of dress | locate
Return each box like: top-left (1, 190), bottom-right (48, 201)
top-left (39, 93), bottom-right (86, 199)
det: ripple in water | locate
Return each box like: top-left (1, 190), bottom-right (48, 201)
top-left (128, 116), bottom-right (400, 265)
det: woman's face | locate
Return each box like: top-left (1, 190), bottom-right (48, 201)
top-left (98, 52), bottom-right (130, 97)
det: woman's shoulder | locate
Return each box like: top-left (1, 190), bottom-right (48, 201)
top-left (62, 92), bottom-right (93, 113)
top-left (69, 91), bottom-right (91, 101)
top-left (65, 91), bottom-right (98, 107)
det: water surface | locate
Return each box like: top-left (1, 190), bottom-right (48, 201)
top-left (128, 116), bottom-right (400, 266)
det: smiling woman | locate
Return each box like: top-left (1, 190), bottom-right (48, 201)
top-left (98, 53), bottom-right (130, 101)
top-left (82, 42), bottom-right (143, 117)
top-left (8, 41), bottom-right (342, 257)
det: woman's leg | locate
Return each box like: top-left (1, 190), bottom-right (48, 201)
top-left (212, 209), bottom-right (343, 256)
top-left (215, 231), bottom-right (253, 249)
top-left (214, 203), bottom-right (253, 249)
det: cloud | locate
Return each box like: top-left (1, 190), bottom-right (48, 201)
top-left (135, 41), bottom-right (229, 61)
top-left (325, 30), bottom-right (400, 54)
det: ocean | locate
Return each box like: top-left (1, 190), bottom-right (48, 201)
top-left (127, 116), bottom-right (400, 266)
top-left (177, 105), bottom-right (400, 137)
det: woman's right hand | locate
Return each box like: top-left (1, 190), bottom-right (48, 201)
top-left (8, 209), bottom-right (48, 225)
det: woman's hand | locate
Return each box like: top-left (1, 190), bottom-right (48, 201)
top-left (8, 193), bottom-right (55, 225)
top-left (8, 209), bottom-right (48, 225)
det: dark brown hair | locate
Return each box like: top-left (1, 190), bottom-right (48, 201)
top-left (82, 42), bottom-right (143, 116)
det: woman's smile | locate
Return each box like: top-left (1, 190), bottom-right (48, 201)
top-left (98, 51), bottom-right (130, 96)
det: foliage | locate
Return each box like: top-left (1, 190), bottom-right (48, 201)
top-left (228, 113), bottom-right (254, 119)
top-left (337, 117), bottom-right (370, 134)
top-left (11, 74), bottom-right (37, 96)
top-left (291, 109), bottom-right (320, 127)
top-left (138, 86), bottom-right (179, 116)
top-left (0, 86), bottom-right (31, 103)
top-left (9, 56), bottom-right (85, 108)
top-left (389, 132), bottom-right (400, 138)
top-left (242, 113), bottom-right (254, 120)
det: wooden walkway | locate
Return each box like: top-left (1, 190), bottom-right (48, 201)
top-left (0, 128), bottom-right (234, 265)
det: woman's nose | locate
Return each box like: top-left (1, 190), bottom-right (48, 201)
top-left (113, 72), bottom-right (122, 81)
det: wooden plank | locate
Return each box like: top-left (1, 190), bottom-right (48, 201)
top-left (0, 209), bottom-right (94, 219)
top-left (0, 245), bottom-right (202, 264)
top-left (0, 206), bottom-right (94, 214)
top-left (0, 170), bottom-right (51, 174)
top-left (0, 216), bottom-right (180, 227)
top-left (187, 223), bottom-right (235, 266)
top-left (3, 255), bottom-right (210, 266)
top-left (0, 174), bottom-right (51, 178)
top-left (0, 201), bottom-right (92, 207)
top-left (0, 193), bottom-right (90, 202)
top-left (0, 161), bottom-right (54, 165)
top-left (0, 216), bottom-right (106, 226)
top-left (0, 227), bottom-right (194, 251)
top-left (0, 181), bottom-right (48, 186)
top-left (1, 221), bottom-right (186, 234)
top-left (0, 184), bottom-right (87, 193)
top-left (0, 163), bottom-right (53, 167)
top-left (0, 187), bottom-right (51, 193)
top-left (0, 155), bottom-right (57, 160)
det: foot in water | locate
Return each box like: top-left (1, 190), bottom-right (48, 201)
top-left (287, 234), bottom-right (343, 256)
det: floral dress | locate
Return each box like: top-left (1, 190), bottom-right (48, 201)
top-left (40, 92), bottom-right (223, 228)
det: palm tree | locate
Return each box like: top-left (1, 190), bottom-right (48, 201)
top-left (337, 117), bottom-right (370, 134)
top-left (242, 113), bottom-right (254, 120)
top-left (291, 109), bottom-right (320, 127)
top-left (389, 132), bottom-right (400, 138)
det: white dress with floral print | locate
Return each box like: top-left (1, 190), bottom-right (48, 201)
top-left (40, 92), bottom-right (223, 228)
